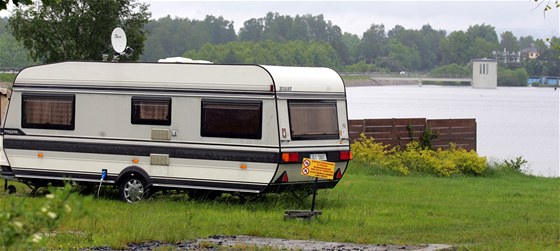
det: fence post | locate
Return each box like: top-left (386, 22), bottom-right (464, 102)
top-left (362, 119), bottom-right (366, 136)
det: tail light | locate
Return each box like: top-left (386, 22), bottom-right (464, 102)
top-left (340, 150), bottom-right (352, 161)
top-left (275, 171), bottom-right (289, 183)
top-left (281, 152), bottom-right (299, 163)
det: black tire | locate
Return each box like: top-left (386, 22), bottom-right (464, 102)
top-left (7, 185), bottom-right (16, 194)
top-left (119, 176), bottom-right (148, 203)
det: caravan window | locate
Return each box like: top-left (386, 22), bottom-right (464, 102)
top-left (288, 100), bottom-right (339, 140)
top-left (201, 100), bottom-right (262, 139)
top-left (131, 97), bottom-right (171, 125)
top-left (22, 94), bottom-right (75, 130)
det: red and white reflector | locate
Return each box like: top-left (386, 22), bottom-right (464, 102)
top-left (334, 169), bottom-right (343, 180)
top-left (275, 171), bottom-right (289, 183)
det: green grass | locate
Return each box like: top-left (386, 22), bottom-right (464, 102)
top-left (341, 75), bottom-right (371, 81)
top-left (0, 73), bottom-right (16, 83)
top-left (1, 163), bottom-right (559, 250)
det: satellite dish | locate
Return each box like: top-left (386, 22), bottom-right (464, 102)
top-left (111, 27), bottom-right (127, 54)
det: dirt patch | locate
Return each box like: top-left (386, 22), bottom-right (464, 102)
top-left (86, 235), bottom-right (453, 250)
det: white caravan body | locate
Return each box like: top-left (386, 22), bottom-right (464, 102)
top-left (0, 62), bottom-right (350, 197)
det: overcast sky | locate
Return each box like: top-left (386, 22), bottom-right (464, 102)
top-left (142, 0), bottom-right (559, 39)
top-left (1, 0), bottom-right (558, 39)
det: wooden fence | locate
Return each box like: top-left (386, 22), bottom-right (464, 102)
top-left (349, 118), bottom-right (477, 151)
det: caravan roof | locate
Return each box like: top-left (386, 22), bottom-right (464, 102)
top-left (15, 62), bottom-right (345, 94)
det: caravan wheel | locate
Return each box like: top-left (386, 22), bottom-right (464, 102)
top-left (119, 177), bottom-right (147, 203)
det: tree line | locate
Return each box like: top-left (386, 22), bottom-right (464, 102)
top-left (0, 1), bottom-right (558, 80)
top-left (144, 13), bottom-right (558, 78)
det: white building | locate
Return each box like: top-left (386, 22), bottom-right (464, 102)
top-left (472, 58), bottom-right (498, 89)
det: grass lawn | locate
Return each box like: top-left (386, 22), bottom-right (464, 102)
top-left (1, 165), bottom-right (559, 250)
top-left (0, 73), bottom-right (16, 83)
top-left (341, 75), bottom-right (371, 81)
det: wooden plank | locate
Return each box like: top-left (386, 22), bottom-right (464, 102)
top-left (348, 120), bottom-right (364, 126)
top-left (428, 119), bottom-right (476, 127)
top-left (436, 134), bottom-right (476, 141)
top-left (364, 126), bottom-right (394, 133)
top-left (432, 127), bottom-right (476, 134)
top-left (432, 139), bottom-right (476, 146)
top-left (364, 119), bottom-right (394, 126)
top-left (393, 118), bottom-right (426, 126)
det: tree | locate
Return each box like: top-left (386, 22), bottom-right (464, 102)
top-left (387, 25), bottom-right (405, 39)
top-left (0, 31), bottom-right (36, 68)
top-left (419, 24), bottom-right (446, 70)
top-left (360, 23), bottom-right (387, 64)
top-left (8, 0), bottom-right (151, 63)
top-left (201, 15), bottom-right (237, 44)
top-left (500, 31), bottom-right (519, 53)
top-left (468, 37), bottom-right (498, 59)
top-left (533, 0), bottom-right (560, 14)
top-left (534, 39), bottom-right (549, 54)
top-left (441, 31), bottom-right (470, 65)
top-left (518, 35), bottom-right (535, 49)
top-left (387, 24), bottom-right (445, 70)
top-left (184, 40), bottom-right (342, 68)
top-left (537, 42), bottom-right (560, 76)
top-left (342, 32), bottom-right (361, 63)
top-left (0, 17), bottom-right (35, 68)
top-left (466, 24), bottom-right (499, 44)
top-left (239, 18), bottom-right (264, 41)
top-left (386, 38), bottom-right (420, 71)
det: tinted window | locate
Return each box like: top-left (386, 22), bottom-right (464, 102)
top-left (289, 101), bottom-right (339, 140)
top-left (201, 100), bottom-right (262, 139)
top-left (131, 97), bottom-right (171, 125)
top-left (22, 94), bottom-right (75, 130)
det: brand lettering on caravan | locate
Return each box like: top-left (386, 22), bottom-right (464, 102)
top-left (278, 86), bottom-right (292, 92)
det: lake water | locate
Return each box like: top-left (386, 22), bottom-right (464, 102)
top-left (346, 85), bottom-right (559, 177)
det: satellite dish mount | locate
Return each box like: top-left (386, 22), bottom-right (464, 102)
top-left (110, 27), bottom-right (133, 62)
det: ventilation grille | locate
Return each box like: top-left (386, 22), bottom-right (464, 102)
top-left (150, 154), bottom-right (169, 166)
top-left (151, 128), bottom-right (171, 140)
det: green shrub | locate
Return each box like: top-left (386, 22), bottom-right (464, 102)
top-left (351, 134), bottom-right (487, 177)
top-left (0, 184), bottom-right (88, 249)
top-left (485, 156), bottom-right (528, 176)
top-left (498, 67), bottom-right (529, 86)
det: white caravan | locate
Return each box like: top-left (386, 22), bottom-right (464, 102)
top-left (0, 62), bottom-right (351, 202)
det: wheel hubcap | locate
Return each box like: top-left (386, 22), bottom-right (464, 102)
top-left (124, 179), bottom-right (144, 203)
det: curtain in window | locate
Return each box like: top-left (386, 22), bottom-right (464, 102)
top-left (137, 101), bottom-right (169, 121)
top-left (289, 102), bottom-right (338, 138)
top-left (24, 97), bottom-right (73, 126)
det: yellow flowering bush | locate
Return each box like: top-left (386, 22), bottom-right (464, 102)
top-left (351, 134), bottom-right (487, 176)
top-left (350, 134), bottom-right (410, 175)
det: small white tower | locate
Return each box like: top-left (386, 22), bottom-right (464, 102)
top-left (472, 58), bottom-right (498, 89)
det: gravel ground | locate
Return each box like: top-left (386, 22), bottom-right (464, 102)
top-left (86, 235), bottom-right (453, 251)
